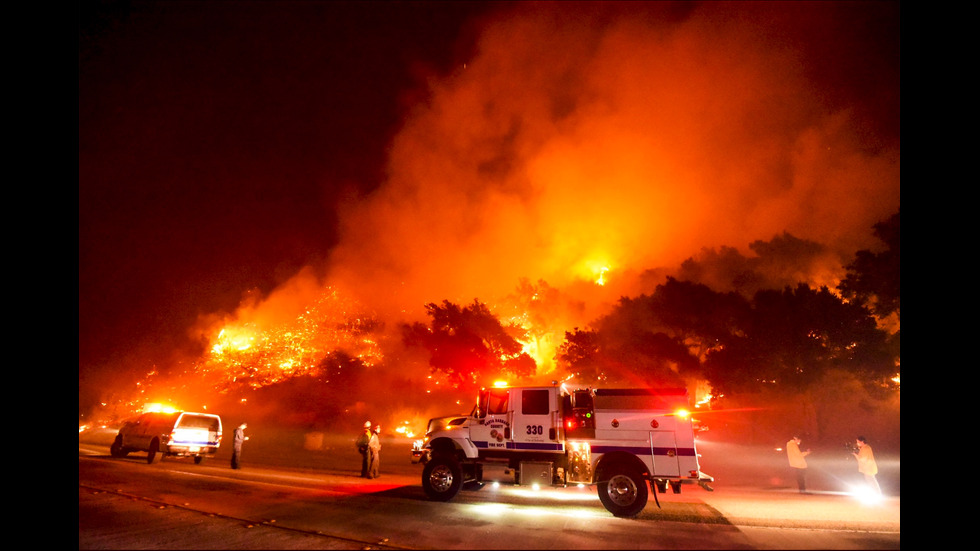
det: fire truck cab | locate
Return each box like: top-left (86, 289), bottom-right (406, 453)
top-left (413, 384), bottom-right (712, 517)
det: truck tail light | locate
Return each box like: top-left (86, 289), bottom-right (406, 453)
top-left (565, 410), bottom-right (594, 429)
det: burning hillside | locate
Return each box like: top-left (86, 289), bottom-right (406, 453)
top-left (81, 3), bottom-right (898, 446)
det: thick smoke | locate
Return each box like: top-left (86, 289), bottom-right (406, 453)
top-left (322, 2), bottom-right (899, 322)
top-left (175, 2), bottom-right (898, 430)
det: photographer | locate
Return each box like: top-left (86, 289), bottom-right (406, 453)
top-left (852, 436), bottom-right (881, 496)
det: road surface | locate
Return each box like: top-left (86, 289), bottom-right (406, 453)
top-left (79, 429), bottom-right (899, 549)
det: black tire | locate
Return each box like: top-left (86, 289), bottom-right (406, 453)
top-left (597, 468), bottom-right (649, 517)
top-left (147, 439), bottom-right (163, 464)
top-left (194, 455), bottom-right (204, 465)
top-left (110, 435), bottom-right (128, 458)
top-left (422, 456), bottom-right (463, 501)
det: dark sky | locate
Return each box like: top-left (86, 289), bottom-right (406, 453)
top-left (79, 1), bottom-right (899, 415)
top-left (79, 1), bottom-right (498, 406)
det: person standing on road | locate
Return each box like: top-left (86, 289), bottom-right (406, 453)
top-left (853, 436), bottom-right (881, 495)
top-left (786, 434), bottom-right (811, 494)
top-left (231, 423), bottom-right (248, 469)
top-left (367, 424), bottom-right (382, 479)
top-left (356, 421), bottom-right (372, 478)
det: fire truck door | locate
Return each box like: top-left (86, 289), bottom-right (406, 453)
top-left (511, 388), bottom-right (561, 452)
top-left (650, 431), bottom-right (681, 477)
top-left (471, 387), bottom-right (511, 451)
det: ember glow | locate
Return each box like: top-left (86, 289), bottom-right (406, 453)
top-left (142, 403), bottom-right (179, 414)
top-left (394, 421), bottom-right (416, 439)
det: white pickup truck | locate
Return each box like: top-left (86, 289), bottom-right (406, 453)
top-left (111, 411), bottom-right (223, 464)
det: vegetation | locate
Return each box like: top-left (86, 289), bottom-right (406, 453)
top-left (396, 211), bottom-right (900, 446)
top-left (401, 299), bottom-right (536, 387)
top-left (405, 212), bottom-right (900, 399)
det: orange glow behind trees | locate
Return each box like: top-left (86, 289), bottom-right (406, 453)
top-left (89, 4), bottom-right (898, 444)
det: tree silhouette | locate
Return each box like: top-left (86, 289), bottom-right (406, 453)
top-left (401, 299), bottom-right (535, 389)
top-left (839, 210), bottom-right (900, 321)
top-left (704, 284), bottom-right (892, 394)
top-left (555, 275), bottom-right (894, 396)
top-left (556, 328), bottom-right (606, 384)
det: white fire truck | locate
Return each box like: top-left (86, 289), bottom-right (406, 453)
top-left (412, 384), bottom-right (713, 517)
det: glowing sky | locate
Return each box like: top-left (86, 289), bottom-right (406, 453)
top-left (79, 1), bottom-right (899, 414)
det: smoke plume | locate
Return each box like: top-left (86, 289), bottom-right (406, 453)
top-left (318, 2), bottom-right (899, 323)
top-left (166, 2), bottom-right (898, 427)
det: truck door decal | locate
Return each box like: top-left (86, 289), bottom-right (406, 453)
top-left (512, 388), bottom-right (556, 448)
top-left (472, 418), bottom-right (510, 449)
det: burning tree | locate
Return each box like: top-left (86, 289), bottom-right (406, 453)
top-left (554, 269), bottom-right (895, 398)
top-left (401, 299), bottom-right (536, 389)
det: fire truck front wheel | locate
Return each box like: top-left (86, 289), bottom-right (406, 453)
top-left (597, 468), bottom-right (649, 517)
top-left (422, 456), bottom-right (463, 501)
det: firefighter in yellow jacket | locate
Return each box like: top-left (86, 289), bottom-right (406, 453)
top-left (852, 436), bottom-right (881, 495)
top-left (786, 435), bottom-right (811, 494)
top-left (356, 421), bottom-right (372, 478)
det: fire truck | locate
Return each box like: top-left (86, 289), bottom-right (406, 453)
top-left (412, 384), bottom-right (713, 517)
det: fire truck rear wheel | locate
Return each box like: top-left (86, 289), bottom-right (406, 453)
top-left (597, 469), bottom-right (649, 517)
top-left (422, 456), bottom-right (463, 501)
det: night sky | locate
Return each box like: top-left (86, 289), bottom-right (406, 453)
top-left (79, 1), bottom-right (899, 415)
top-left (80, 1), bottom-right (496, 408)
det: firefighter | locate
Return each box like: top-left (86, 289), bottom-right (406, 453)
top-left (231, 423), bottom-right (248, 469)
top-left (852, 436), bottom-right (881, 495)
top-left (356, 421), bottom-right (372, 478)
top-left (786, 434), bottom-right (811, 493)
top-left (368, 424), bottom-right (382, 479)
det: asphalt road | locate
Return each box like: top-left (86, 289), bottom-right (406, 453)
top-left (79, 427), bottom-right (899, 549)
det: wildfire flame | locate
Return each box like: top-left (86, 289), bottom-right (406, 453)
top-left (211, 328), bottom-right (255, 354)
top-left (82, 3), bottom-right (899, 434)
top-left (595, 266), bottom-right (610, 286)
top-left (107, 285), bottom-right (391, 419)
top-left (196, 286), bottom-right (384, 390)
top-left (394, 421), bottom-right (416, 439)
top-left (143, 402), bottom-right (178, 414)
